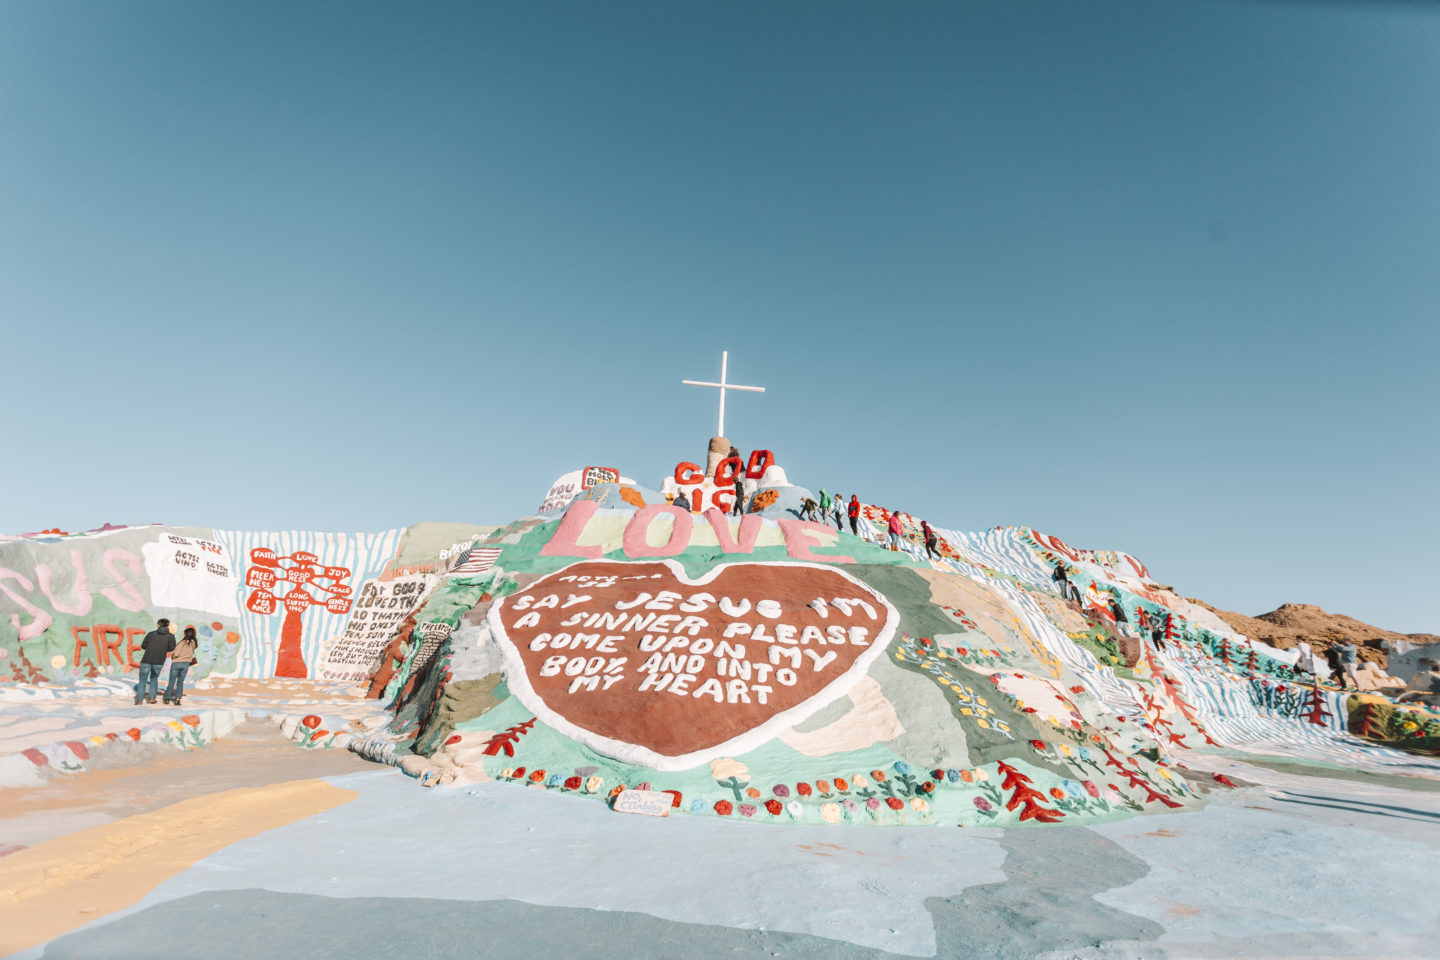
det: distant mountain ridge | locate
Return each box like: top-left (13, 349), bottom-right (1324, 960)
top-left (1188, 599), bottom-right (1439, 665)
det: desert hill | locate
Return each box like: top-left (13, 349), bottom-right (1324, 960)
top-left (1187, 599), bottom-right (1439, 666)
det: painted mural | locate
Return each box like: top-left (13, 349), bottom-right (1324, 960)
top-left (5, 449), bottom-right (1437, 826)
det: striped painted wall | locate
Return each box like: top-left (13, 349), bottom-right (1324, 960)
top-left (212, 528), bottom-right (404, 679)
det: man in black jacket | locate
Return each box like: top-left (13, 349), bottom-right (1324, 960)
top-left (135, 618), bottom-right (175, 705)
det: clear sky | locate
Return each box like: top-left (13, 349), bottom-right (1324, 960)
top-left (1, 1), bottom-right (1436, 632)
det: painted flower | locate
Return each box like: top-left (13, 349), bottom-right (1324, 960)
top-left (796, 782), bottom-right (813, 797)
top-left (833, 777), bottom-right (849, 792)
top-left (584, 776), bottom-right (603, 793)
top-left (885, 797), bottom-right (904, 811)
top-left (1049, 787), bottom-right (1066, 800)
top-left (870, 770), bottom-right (887, 783)
top-left (739, 804), bottom-right (757, 817)
top-left (947, 769), bottom-right (962, 783)
top-left (865, 798), bottom-right (882, 811)
top-left (564, 776), bottom-right (582, 790)
top-left (709, 757), bottom-right (750, 782)
top-left (714, 800), bottom-right (733, 816)
top-left (786, 801), bottom-right (804, 818)
top-left (1083, 780), bottom-right (1100, 798)
top-left (815, 778), bottom-right (831, 794)
top-left (931, 768), bottom-right (946, 781)
top-left (764, 799), bottom-right (783, 816)
top-left (972, 768), bottom-right (989, 782)
top-left (181, 715), bottom-right (201, 728)
top-left (445, 734), bottom-right (463, 746)
top-left (1030, 739), bottom-right (1047, 751)
top-left (842, 798), bottom-right (858, 812)
top-left (608, 784), bottom-right (626, 799)
top-left (529, 769), bottom-right (547, 783)
top-left (772, 784), bottom-right (791, 798)
top-left (664, 791), bottom-right (683, 808)
top-left (973, 796), bottom-right (993, 811)
top-left (850, 774), bottom-right (868, 788)
top-left (910, 797), bottom-right (930, 814)
top-left (745, 787), bottom-right (761, 800)
top-left (821, 802), bottom-right (842, 823)
top-left (691, 798), bottom-right (708, 812)
top-left (894, 761), bottom-right (913, 776)
top-left (301, 715), bottom-right (322, 729)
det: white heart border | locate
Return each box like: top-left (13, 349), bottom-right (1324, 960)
top-left (486, 558), bottom-right (900, 772)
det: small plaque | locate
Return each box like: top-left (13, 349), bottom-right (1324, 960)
top-left (612, 789), bottom-right (673, 818)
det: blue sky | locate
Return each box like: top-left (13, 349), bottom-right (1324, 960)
top-left (1, 1), bottom-right (1436, 632)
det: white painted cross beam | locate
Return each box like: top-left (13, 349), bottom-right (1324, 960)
top-left (682, 351), bottom-right (764, 438)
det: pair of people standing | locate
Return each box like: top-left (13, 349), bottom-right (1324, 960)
top-left (134, 618), bottom-right (199, 706)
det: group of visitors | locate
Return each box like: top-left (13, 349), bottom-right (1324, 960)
top-left (133, 618), bottom-right (199, 706)
top-left (799, 491), bottom-right (864, 537)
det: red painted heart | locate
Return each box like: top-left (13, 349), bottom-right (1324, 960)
top-left (487, 560), bottom-right (899, 770)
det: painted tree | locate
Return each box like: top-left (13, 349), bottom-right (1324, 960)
top-left (995, 760), bottom-right (1065, 822)
top-left (1302, 683), bottom-right (1332, 726)
top-left (244, 547), bottom-right (352, 678)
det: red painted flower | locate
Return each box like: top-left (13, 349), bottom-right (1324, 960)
top-left (796, 782), bottom-right (813, 797)
top-left (930, 768), bottom-right (945, 781)
top-left (870, 769), bottom-right (887, 782)
top-left (714, 800), bottom-right (733, 816)
top-left (529, 769), bottom-right (547, 783)
top-left (745, 787), bottom-right (761, 800)
top-left (301, 715), bottom-right (322, 729)
top-left (126, 727), bottom-right (142, 741)
top-left (564, 776), bottom-right (582, 790)
top-left (445, 734), bottom-right (463, 746)
top-left (181, 715), bottom-right (201, 727)
top-left (918, 781), bottom-right (935, 794)
top-left (512, 767), bottom-right (527, 779)
top-left (885, 797), bottom-right (904, 811)
top-left (1049, 788), bottom-right (1066, 800)
top-left (1083, 780), bottom-right (1100, 798)
top-left (1030, 740), bottom-right (1046, 750)
top-left (764, 799), bottom-right (783, 816)
top-left (664, 790), bottom-right (683, 808)
top-left (833, 777), bottom-right (849, 792)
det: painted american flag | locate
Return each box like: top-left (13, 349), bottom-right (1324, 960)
top-left (448, 546), bottom-right (502, 577)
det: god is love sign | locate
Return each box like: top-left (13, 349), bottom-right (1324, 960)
top-left (487, 560), bottom-right (899, 771)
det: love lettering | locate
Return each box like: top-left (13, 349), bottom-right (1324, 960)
top-left (541, 501), bottom-right (854, 564)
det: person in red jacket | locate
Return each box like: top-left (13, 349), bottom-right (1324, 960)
top-left (847, 495), bottom-right (861, 536)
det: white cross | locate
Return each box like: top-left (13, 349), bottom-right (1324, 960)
top-left (682, 350), bottom-right (764, 438)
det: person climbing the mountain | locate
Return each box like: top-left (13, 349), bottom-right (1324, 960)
top-left (135, 618), bottom-right (174, 705)
top-left (1109, 597), bottom-right (1133, 637)
top-left (847, 495), bottom-right (861, 536)
top-left (731, 475), bottom-right (747, 516)
top-left (832, 494), bottom-right (845, 531)
top-left (1051, 561), bottom-right (1073, 601)
top-left (1323, 645), bottom-right (1347, 689)
top-left (818, 489), bottom-right (832, 523)
top-left (799, 497), bottom-right (819, 521)
top-left (165, 626), bottom-right (199, 705)
top-left (1338, 640), bottom-right (1360, 686)
top-left (921, 520), bottom-right (942, 560)
top-left (1152, 615), bottom-right (1168, 650)
top-left (886, 509), bottom-right (904, 551)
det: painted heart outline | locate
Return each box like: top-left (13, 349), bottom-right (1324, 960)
top-left (486, 559), bottom-right (900, 771)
